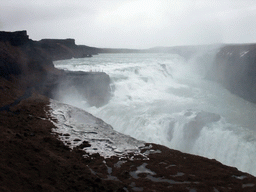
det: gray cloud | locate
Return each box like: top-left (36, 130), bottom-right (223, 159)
top-left (1, 0), bottom-right (256, 48)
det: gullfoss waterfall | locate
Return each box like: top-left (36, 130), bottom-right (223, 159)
top-left (54, 53), bottom-right (256, 176)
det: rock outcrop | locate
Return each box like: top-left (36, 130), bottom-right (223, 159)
top-left (206, 44), bottom-right (256, 103)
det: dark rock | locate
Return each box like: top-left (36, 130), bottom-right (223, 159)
top-left (206, 44), bottom-right (256, 103)
top-left (34, 38), bottom-right (99, 61)
top-left (182, 111), bottom-right (220, 151)
top-left (52, 70), bottom-right (111, 107)
top-left (195, 111), bottom-right (221, 124)
top-left (0, 30), bottom-right (111, 107)
top-left (0, 58), bottom-right (21, 79)
top-left (0, 30), bottom-right (29, 46)
top-left (40, 38), bottom-right (76, 48)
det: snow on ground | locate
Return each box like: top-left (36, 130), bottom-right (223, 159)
top-left (48, 100), bottom-right (148, 159)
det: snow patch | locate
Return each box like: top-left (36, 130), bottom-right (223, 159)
top-left (48, 100), bottom-right (152, 159)
top-left (240, 51), bottom-right (249, 57)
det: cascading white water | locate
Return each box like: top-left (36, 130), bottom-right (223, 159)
top-left (54, 52), bottom-right (256, 176)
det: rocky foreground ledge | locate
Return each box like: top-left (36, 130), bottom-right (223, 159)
top-left (1, 31), bottom-right (256, 191)
top-left (1, 96), bottom-right (256, 192)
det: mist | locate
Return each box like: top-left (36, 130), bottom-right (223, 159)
top-left (52, 50), bottom-right (256, 176)
top-left (2, 0), bottom-right (256, 48)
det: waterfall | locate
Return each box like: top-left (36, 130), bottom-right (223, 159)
top-left (54, 52), bottom-right (256, 176)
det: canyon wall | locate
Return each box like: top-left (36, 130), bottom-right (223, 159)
top-left (36, 38), bottom-right (99, 61)
top-left (206, 44), bottom-right (256, 103)
top-left (0, 30), bottom-right (110, 107)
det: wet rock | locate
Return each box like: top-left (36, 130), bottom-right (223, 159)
top-left (207, 44), bottom-right (256, 104)
top-left (183, 111), bottom-right (221, 151)
top-left (195, 111), bottom-right (221, 124)
top-left (51, 70), bottom-right (111, 107)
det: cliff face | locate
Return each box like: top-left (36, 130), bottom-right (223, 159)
top-left (0, 31), bottom-right (56, 103)
top-left (35, 39), bottom-right (99, 61)
top-left (0, 30), bottom-right (110, 107)
top-left (0, 30), bottom-right (29, 46)
top-left (53, 71), bottom-right (111, 107)
top-left (207, 44), bottom-right (256, 103)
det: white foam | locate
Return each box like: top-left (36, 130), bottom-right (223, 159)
top-left (54, 53), bottom-right (256, 176)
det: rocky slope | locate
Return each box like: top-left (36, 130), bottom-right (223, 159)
top-left (1, 31), bottom-right (256, 191)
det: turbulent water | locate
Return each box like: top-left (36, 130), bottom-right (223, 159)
top-left (54, 52), bottom-right (256, 176)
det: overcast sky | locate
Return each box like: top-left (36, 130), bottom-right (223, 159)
top-left (1, 0), bottom-right (256, 48)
